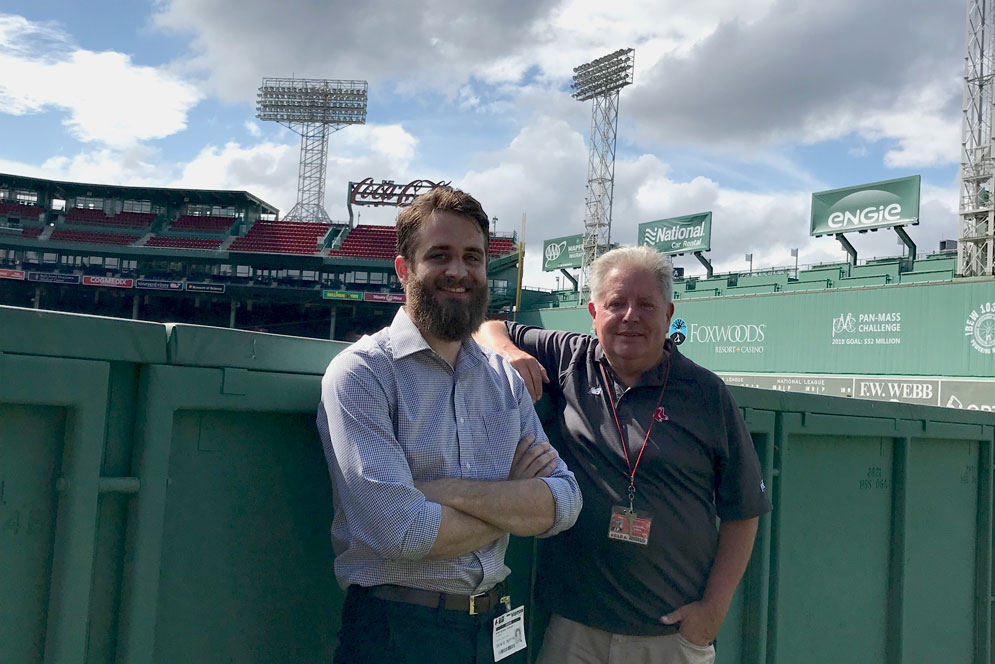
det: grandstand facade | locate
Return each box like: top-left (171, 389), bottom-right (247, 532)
top-left (0, 173), bottom-right (519, 340)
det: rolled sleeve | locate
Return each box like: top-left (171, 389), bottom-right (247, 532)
top-left (515, 377), bottom-right (582, 538)
top-left (320, 352), bottom-right (441, 561)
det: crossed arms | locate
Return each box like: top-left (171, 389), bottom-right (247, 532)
top-left (420, 435), bottom-right (566, 559)
top-left (320, 351), bottom-right (581, 563)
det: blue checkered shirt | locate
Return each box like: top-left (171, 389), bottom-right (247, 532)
top-left (317, 308), bottom-right (581, 594)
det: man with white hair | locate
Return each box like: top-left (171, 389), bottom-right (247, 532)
top-left (475, 246), bottom-right (771, 663)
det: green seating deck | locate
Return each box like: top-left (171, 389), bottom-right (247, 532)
top-left (736, 273), bottom-right (789, 288)
top-left (726, 284), bottom-right (779, 296)
top-left (783, 279), bottom-right (832, 292)
top-left (837, 274), bottom-right (890, 288)
top-left (900, 269), bottom-right (955, 284)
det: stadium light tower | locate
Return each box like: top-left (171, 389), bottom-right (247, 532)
top-left (257, 77), bottom-right (368, 223)
top-left (959, 0), bottom-right (995, 276)
top-left (572, 48), bottom-right (635, 295)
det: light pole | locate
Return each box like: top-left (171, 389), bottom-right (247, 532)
top-left (572, 48), bottom-right (635, 297)
top-left (256, 77), bottom-right (367, 222)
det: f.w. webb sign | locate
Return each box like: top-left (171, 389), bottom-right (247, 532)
top-left (638, 212), bottom-right (712, 254)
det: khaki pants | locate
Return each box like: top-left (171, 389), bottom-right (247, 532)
top-left (536, 613), bottom-right (716, 664)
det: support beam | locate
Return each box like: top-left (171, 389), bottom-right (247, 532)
top-left (559, 269), bottom-right (578, 292)
top-left (894, 226), bottom-right (917, 266)
top-left (836, 234), bottom-right (858, 265)
top-left (693, 251), bottom-right (713, 278)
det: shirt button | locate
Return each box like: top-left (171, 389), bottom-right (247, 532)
top-left (464, 462), bottom-right (470, 470)
top-left (460, 417), bottom-right (465, 424)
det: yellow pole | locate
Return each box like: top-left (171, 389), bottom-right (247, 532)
top-left (514, 212), bottom-right (525, 321)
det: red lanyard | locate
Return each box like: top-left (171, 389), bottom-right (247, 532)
top-left (598, 359), bottom-right (670, 508)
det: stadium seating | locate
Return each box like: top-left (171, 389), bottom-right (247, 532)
top-left (726, 284), bottom-right (779, 296)
top-left (113, 212), bottom-right (157, 228)
top-left (145, 236), bottom-right (224, 250)
top-left (327, 225), bottom-right (397, 260)
top-left (65, 208), bottom-right (155, 229)
top-left (783, 279), bottom-right (831, 292)
top-left (327, 225), bottom-right (520, 261)
top-left (849, 261), bottom-right (899, 282)
top-left (66, 208), bottom-right (113, 224)
top-left (49, 229), bottom-right (139, 246)
top-left (489, 236), bottom-right (517, 257)
top-left (836, 274), bottom-right (890, 288)
top-left (229, 221), bottom-right (332, 255)
top-left (170, 215), bottom-right (236, 233)
top-left (0, 201), bottom-right (43, 220)
top-left (899, 269), bottom-right (955, 284)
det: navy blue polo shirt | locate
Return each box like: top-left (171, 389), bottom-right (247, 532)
top-left (506, 321), bottom-right (771, 635)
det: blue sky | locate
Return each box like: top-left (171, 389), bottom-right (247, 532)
top-left (0, 0), bottom-right (966, 288)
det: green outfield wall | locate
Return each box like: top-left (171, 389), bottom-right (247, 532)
top-left (519, 278), bottom-right (995, 412)
top-left (3, 305), bottom-right (995, 663)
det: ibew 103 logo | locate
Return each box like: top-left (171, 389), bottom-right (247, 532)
top-left (966, 302), bottom-right (995, 354)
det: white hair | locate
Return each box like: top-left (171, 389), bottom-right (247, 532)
top-left (588, 246), bottom-right (673, 304)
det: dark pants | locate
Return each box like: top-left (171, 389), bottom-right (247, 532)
top-left (334, 586), bottom-right (528, 664)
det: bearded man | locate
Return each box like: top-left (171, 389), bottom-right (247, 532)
top-left (317, 186), bottom-right (581, 664)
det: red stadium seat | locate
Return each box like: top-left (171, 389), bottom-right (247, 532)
top-left (49, 229), bottom-right (140, 246)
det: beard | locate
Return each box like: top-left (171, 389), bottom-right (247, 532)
top-left (406, 274), bottom-right (489, 342)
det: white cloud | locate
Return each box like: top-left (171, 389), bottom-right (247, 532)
top-left (172, 122), bottom-right (422, 219)
top-left (244, 120), bottom-right (261, 137)
top-left (0, 13), bottom-right (202, 147)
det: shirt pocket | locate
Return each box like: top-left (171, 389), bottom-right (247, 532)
top-left (480, 408), bottom-right (520, 477)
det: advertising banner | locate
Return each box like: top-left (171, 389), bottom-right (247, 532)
top-left (83, 276), bottom-right (134, 289)
top-left (542, 235), bottom-right (584, 271)
top-left (137, 279), bottom-right (183, 291)
top-left (0, 269), bottom-right (25, 280)
top-left (527, 279), bottom-right (995, 379)
top-left (186, 282), bottom-right (226, 294)
top-left (719, 373), bottom-right (995, 411)
top-left (27, 272), bottom-right (80, 285)
top-left (638, 212), bottom-right (712, 254)
top-left (363, 292), bottom-right (405, 303)
top-left (810, 175), bottom-right (920, 236)
top-left (322, 290), bottom-right (363, 301)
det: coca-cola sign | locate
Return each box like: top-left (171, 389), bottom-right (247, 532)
top-left (349, 177), bottom-right (450, 208)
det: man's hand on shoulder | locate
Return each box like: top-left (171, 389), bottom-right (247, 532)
top-left (508, 434), bottom-right (558, 480)
top-left (660, 600), bottom-right (723, 647)
top-left (504, 347), bottom-right (549, 403)
top-left (474, 321), bottom-right (549, 402)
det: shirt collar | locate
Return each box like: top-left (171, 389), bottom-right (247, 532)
top-left (596, 337), bottom-right (676, 388)
top-left (388, 307), bottom-right (486, 368)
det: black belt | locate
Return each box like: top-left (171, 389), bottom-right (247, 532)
top-left (366, 583), bottom-right (506, 615)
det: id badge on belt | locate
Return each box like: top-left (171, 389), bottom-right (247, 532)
top-left (608, 505), bottom-right (652, 545)
top-left (492, 603), bottom-right (526, 661)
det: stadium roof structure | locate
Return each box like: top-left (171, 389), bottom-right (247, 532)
top-left (0, 172), bottom-right (280, 215)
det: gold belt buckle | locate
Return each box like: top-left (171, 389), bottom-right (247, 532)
top-left (468, 590), bottom-right (487, 615)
